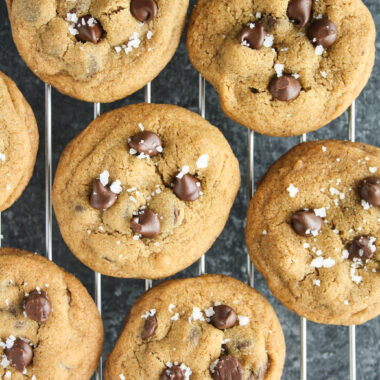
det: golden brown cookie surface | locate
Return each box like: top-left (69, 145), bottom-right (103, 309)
top-left (52, 103), bottom-right (240, 279)
top-left (0, 71), bottom-right (38, 212)
top-left (0, 248), bottom-right (104, 379)
top-left (105, 274), bottom-right (285, 380)
top-left (246, 140), bottom-right (380, 325)
top-left (6, 0), bottom-right (189, 102)
top-left (187, 0), bottom-right (375, 136)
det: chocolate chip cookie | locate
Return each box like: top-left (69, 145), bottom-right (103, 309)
top-left (6, 0), bottom-right (189, 102)
top-left (105, 274), bottom-right (285, 380)
top-left (0, 71), bottom-right (38, 212)
top-left (0, 248), bottom-right (104, 379)
top-left (246, 140), bottom-right (380, 325)
top-left (52, 103), bottom-right (240, 279)
top-left (187, 0), bottom-right (375, 137)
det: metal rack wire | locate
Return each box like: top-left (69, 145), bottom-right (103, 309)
top-left (39, 75), bottom-right (361, 379)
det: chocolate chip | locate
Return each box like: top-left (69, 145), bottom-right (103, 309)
top-left (210, 305), bottom-right (237, 330)
top-left (359, 177), bottom-right (380, 206)
top-left (266, 15), bottom-right (277, 28)
top-left (90, 179), bottom-right (117, 211)
top-left (131, 208), bottom-right (161, 238)
top-left (308, 18), bottom-right (337, 48)
top-left (160, 365), bottom-right (185, 380)
top-left (287, 0), bottom-right (312, 27)
top-left (212, 355), bottom-right (244, 380)
top-left (291, 211), bottom-right (323, 237)
top-left (141, 315), bottom-right (157, 340)
top-left (348, 236), bottom-right (375, 260)
top-left (269, 74), bottom-right (301, 101)
top-left (236, 340), bottom-right (253, 351)
top-left (128, 131), bottom-right (162, 157)
top-left (5, 338), bottom-right (33, 372)
top-left (249, 360), bottom-right (270, 380)
top-left (173, 174), bottom-right (201, 201)
top-left (25, 290), bottom-right (52, 323)
top-left (75, 205), bottom-right (84, 212)
top-left (131, 0), bottom-right (158, 23)
top-left (238, 22), bottom-right (266, 50)
top-left (75, 15), bottom-right (103, 44)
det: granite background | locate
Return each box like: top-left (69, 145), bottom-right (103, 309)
top-left (0, 0), bottom-right (379, 379)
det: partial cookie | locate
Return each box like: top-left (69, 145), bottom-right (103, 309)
top-left (246, 140), bottom-right (380, 325)
top-left (0, 248), bottom-right (103, 379)
top-left (187, 0), bottom-right (375, 136)
top-left (0, 71), bottom-right (38, 212)
top-left (52, 104), bottom-right (240, 278)
top-left (6, 0), bottom-right (188, 102)
top-left (105, 274), bottom-right (285, 380)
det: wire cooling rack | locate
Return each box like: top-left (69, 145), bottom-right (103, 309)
top-left (39, 75), bottom-right (360, 380)
top-left (0, 10), bottom-right (373, 378)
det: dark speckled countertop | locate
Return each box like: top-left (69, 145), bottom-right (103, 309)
top-left (0, 1), bottom-right (379, 379)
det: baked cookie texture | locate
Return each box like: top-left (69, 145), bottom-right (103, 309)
top-left (187, 0), bottom-right (375, 137)
top-left (0, 71), bottom-right (38, 212)
top-left (52, 104), bottom-right (240, 279)
top-left (0, 248), bottom-right (104, 379)
top-left (105, 274), bottom-right (285, 380)
top-left (246, 140), bottom-right (380, 325)
top-left (6, 0), bottom-right (189, 102)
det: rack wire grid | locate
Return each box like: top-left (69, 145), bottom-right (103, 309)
top-left (1, 1), bottom-right (379, 378)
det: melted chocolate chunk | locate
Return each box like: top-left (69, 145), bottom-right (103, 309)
top-left (359, 177), bottom-right (380, 206)
top-left (291, 211), bottom-right (323, 237)
top-left (5, 338), bottom-right (33, 372)
top-left (131, 208), bottom-right (161, 238)
top-left (141, 315), bottom-right (157, 340)
top-left (287, 0), bottom-right (312, 27)
top-left (308, 18), bottom-right (337, 48)
top-left (238, 22), bottom-right (266, 50)
top-left (173, 174), bottom-right (201, 201)
top-left (269, 74), bottom-right (301, 101)
top-left (25, 290), bottom-right (52, 323)
top-left (90, 179), bottom-right (118, 211)
top-left (210, 305), bottom-right (237, 330)
top-left (131, 0), bottom-right (158, 23)
top-left (75, 15), bottom-right (103, 44)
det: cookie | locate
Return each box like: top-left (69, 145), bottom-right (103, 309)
top-left (6, 0), bottom-right (189, 102)
top-left (105, 274), bottom-right (285, 380)
top-left (187, 0), bottom-right (375, 137)
top-left (0, 71), bottom-right (38, 212)
top-left (0, 248), bottom-right (104, 379)
top-left (246, 140), bottom-right (380, 325)
top-left (52, 103), bottom-right (240, 279)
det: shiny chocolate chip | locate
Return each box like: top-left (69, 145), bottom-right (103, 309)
top-left (249, 360), bottom-right (270, 380)
top-left (160, 364), bottom-right (185, 380)
top-left (128, 131), bottom-right (162, 157)
top-left (359, 177), bottom-right (380, 206)
top-left (25, 290), bottom-right (51, 323)
top-left (131, 0), bottom-right (158, 23)
top-left (131, 208), bottom-right (161, 238)
top-left (75, 15), bottom-right (103, 44)
top-left (348, 236), bottom-right (375, 260)
top-left (210, 305), bottom-right (237, 330)
top-left (90, 179), bottom-right (117, 211)
top-left (173, 174), bottom-right (201, 201)
top-left (269, 74), bottom-right (301, 101)
top-left (5, 338), bottom-right (33, 372)
top-left (212, 355), bottom-right (244, 380)
top-left (287, 0), bottom-right (312, 27)
top-left (238, 22), bottom-right (266, 50)
top-left (291, 211), bottom-right (323, 237)
top-left (141, 315), bottom-right (157, 340)
top-left (308, 18), bottom-right (337, 48)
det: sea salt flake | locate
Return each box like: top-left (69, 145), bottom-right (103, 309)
top-left (238, 315), bottom-right (250, 326)
top-left (310, 257), bottom-right (323, 268)
top-left (313, 279), bottom-right (320, 287)
top-left (204, 307), bottom-right (215, 318)
top-left (176, 165), bottom-right (190, 179)
top-left (146, 30), bottom-right (153, 39)
top-left (171, 313), bottom-right (179, 321)
top-left (263, 34), bottom-right (274, 47)
top-left (0, 153), bottom-right (5, 162)
top-left (188, 307), bottom-right (204, 323)
top-left (196, 154), bottom-right (209, 169)
top-left (274, 63), bottom-right (284, 77)
top-left (369, 167), bottom-right (377, 173)
top-left (110, 180), bottom-right (122, 194)
top-left (99, 170), bottom-right (109, 186)
top-left (314, 207), bottom-right (326, 218)
top-left (286, 184), bottom-right (299, 198)
top-left (361, 199), bottom-right (371, 210)
top-left (315, 45), bottom-right (324, 55)
top-left (323, 257), bottom-right (335, 268)
top-left (168, 304), bottom-right (175, 313)
top-left (141, 309), bottom-right (156, 319)
top-left (320, 71), bottom-right (327, 78)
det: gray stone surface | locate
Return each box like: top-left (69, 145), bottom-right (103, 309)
top-left (0, 1), bottom-right (379, 379)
